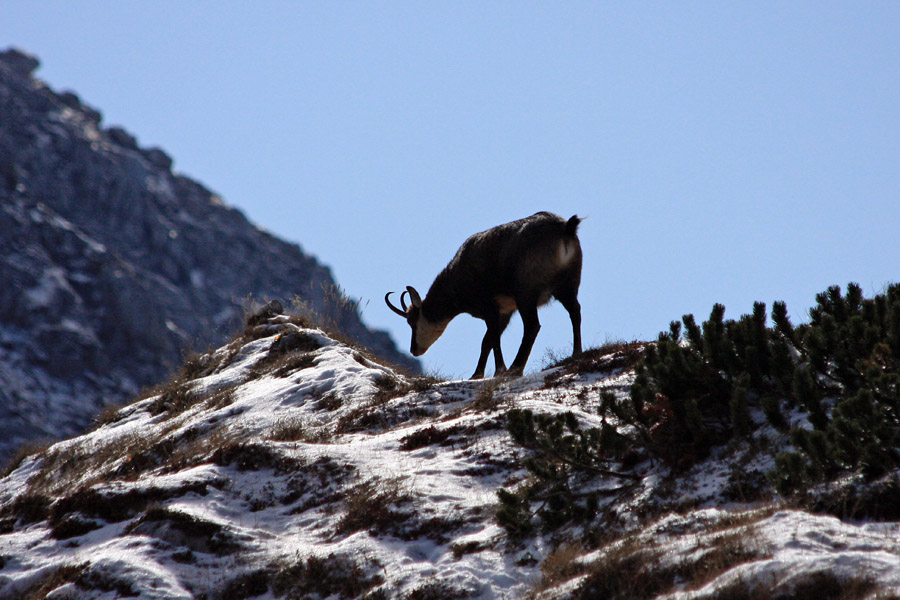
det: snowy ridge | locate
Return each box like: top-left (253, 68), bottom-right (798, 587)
top-left (1, 310), bottom-right (899, 599)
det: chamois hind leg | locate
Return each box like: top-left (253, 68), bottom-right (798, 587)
top-left (555, 287), bottom-right (582, 358)
top-left (508, 301), bottom-right (541, 376)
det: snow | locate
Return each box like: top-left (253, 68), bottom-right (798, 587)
top-left (23, 267), bottom-right (73, 310)
top-left (659, 509), bottom-right (900, 599)
top-left (1, 314), bottom-right (899, 599)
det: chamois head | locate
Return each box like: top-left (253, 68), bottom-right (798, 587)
top-left (385, 286), bottom-right (447, 357)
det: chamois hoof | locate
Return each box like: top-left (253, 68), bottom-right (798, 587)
top-left (504, 366), bottom-right (524, 378)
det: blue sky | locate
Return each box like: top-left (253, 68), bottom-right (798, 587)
top-left (4, 3), bottom-right (898, 378)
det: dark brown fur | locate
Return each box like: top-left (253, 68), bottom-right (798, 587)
top-left (387, 212), bottom-right (583, 379)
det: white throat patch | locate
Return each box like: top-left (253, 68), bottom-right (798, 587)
top-left (415, 316), bottom-right (449, 354)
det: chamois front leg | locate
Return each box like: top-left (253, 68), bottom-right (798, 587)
top-left (491, 312), bottom-right (512, 377)
top-left (491, 341), bottom-right (507, 377)
top-left (472, 312), bottom-right (512, 379)
top-left (471, 329), bottom-right (493, 380)
top-left (471, 315), bottom-right (501, 379)
top-left (558, 293), bottom-right (582, 358)
top-left (508, 303), bottom-right (541, 376)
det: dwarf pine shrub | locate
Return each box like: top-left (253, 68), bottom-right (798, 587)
top-left (498, 282), bottom-right (900, 535)
top-left (769, 284), bottom-right (900, 494)
top-left (497, 406), bottom-right (640, 536)
top-left (631, 283), bottom-right (900, 493)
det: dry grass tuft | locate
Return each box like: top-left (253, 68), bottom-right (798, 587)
top-left (553, 535), bottom-right (666, 600)
top-left (211, 440), bottom-right (304, 473)
top-left (450, 540), bottom-right (487, 560)
top-left (146, 383), bottom-right (196, 417)
top-left (14, 561), bottom-right (139, 599)
top-left (336, 477), bottom-right (412, 536)
top-left (267, 415), bottom-right (333, 444)
top-left (399, 425), bottom-right (463, 451)
top-left (531, 542), bottom-right (587, 595)
top-left (710, 570), bottom-right (891, 600)
top-left (17, 563), bottom-right (89, 600)
top-left (468, 379), bottom-right (505, 413)
top-left (93, 401), bottom-right (129, 428)
top-left (543, 340), bottom-right (646, 387)
top-left (127, 505), bottom-right (242, 556)
top-left (249, 330), bottom-right (323, 379)
top-left (281, 456), bottom-right (354, 513)
top-left (678, 525), bottom-right (769, 592)
top-left (1, 492), bottom-right (52, 525)
top-left (0, 438), bottom-right (55, 478)
top-left (313, 391), bottom-right (343, 411)
top-left (404, 578), bottom-right (472, 599)
top-left (266, 552), bottom-right (385, 600)
top-left (530, 520), bottom-right (770, 600)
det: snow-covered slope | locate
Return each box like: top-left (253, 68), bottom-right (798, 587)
top-left (1, 308), bottom-right (899, 599)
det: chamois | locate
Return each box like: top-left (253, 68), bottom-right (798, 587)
top-left (386, 211), bottom-right (583, 379)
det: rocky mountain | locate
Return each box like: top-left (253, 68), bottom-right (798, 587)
top-left (0, 48), bottom-right (417, 462)
top-left (0, 306), bottom-right (898, 599)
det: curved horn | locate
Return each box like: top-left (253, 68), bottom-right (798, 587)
top-left (400, 290), bottom-right (409, 311)
top-left (406, 286), bottom-right (423, 308)
top-left (385, 292), bottom-right (408, 317)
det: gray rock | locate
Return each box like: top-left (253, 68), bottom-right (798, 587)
top-left (0, 47), bottom-right (39, 76)
top-left (106, 126), bottom-right (138, 149)
top-left (143, 147), bottom-right (174, 170)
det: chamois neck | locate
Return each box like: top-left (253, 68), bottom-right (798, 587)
top-left (422, 272), bottom-right (461, 323)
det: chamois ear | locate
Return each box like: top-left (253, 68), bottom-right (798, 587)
top-left (406, 286), bottom-right (423, 308)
